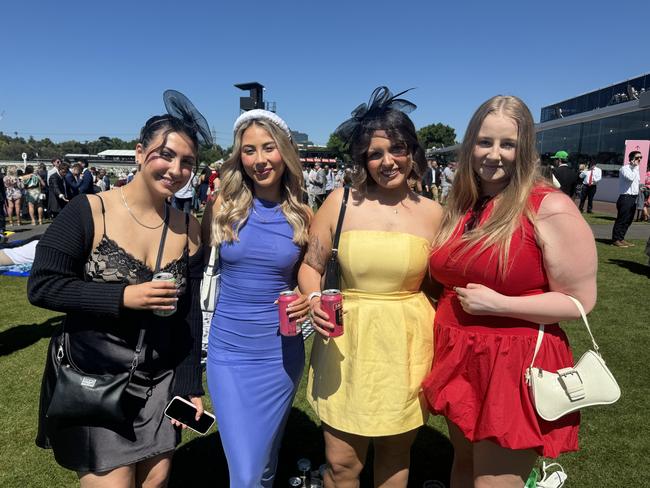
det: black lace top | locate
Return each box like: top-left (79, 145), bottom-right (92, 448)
top-left (86, 236), bottom-right (188, 290)
top-left (85, 197), bottom-right (189, 292)
top-left (27, 195), bottom-right (204, 396)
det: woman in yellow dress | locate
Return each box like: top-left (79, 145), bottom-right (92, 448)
top-left (298, 87), bottom-right (443, 488)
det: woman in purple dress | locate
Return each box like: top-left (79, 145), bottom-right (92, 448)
top-left (201, 110), bottom-right (311, 487)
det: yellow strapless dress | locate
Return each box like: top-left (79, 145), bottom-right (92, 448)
top-left (307, 230), bottom-right (435, 436)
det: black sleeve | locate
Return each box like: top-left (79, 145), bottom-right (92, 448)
top-left (27, 196), bottom-right (128, 318)
top-left (48, 174), bottom-right (62, 198)
top-left (171, 246), bottom-right (205, 397)
top-left (422, 168), bottom-right (433, 186)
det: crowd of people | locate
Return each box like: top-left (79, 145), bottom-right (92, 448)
top-left (16, 86), bottom-right (616, 488)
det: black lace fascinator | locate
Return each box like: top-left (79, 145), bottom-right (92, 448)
top-left (162, 90), bottom-right (213, 147)
top-left (334, 86), bottom-right (417, 144)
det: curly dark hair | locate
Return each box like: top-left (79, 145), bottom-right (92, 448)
top-left (348, 109), bottom-right (426, 190)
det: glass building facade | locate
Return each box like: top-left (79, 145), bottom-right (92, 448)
top-left (536, 108), bottom-right (650, 172)
top-left (540, 73), bottom-right (650, 122)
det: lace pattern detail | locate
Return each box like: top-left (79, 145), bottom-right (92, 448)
top-left (85, 236), bottom-right (187, 293)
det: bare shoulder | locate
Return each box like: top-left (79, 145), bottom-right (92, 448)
top-left (535, 190), bottom-right (593, 246)
top-left (413, 195), bottom-right (443, 225)
top-left (86, 193), bottom-right (103, 215)
top-left (86, 191), bottom-right (118, 219)
top-left (325, 187), bottom-right (346, 206)
top-left (537, 191), bottom-right (582, 220)
top-left (416, 195), bottom-right (442, 214)
top-left (314, 187), bottom-right (346, 222)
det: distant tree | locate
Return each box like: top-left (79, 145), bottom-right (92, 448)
top-left (417, 123), bottom-right (457, 149)
top-left (326, 133), bottom-right (347, 159)
top-left (200, 144), bottom-right (226, 165)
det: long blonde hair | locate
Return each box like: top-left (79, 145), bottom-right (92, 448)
top-left (211, 119), bottom-right (311, 246)
top-left (434, 95), bottom-right (547, 277)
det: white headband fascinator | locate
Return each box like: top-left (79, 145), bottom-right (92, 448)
top-left (233, 109), bottom-right (292, 140)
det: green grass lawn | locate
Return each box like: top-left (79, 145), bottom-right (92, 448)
top-left (1, 240), bottom-right (648, 487)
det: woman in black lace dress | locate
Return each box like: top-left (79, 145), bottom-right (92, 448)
top-left (28, 91), bottom-right (210, 488)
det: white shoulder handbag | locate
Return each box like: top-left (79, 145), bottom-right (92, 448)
top-left (200, 245), bottom-right (220, 313)
top-left (526, 295), bottom-right (621, 421)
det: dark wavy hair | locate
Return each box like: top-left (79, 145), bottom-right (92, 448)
top-left (138, 115), bottom-right (200, 166)
top-left (348, 109), bottom-right (426, 190)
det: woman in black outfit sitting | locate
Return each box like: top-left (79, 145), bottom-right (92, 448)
top-left (28, 91), bottom-right (210, 488)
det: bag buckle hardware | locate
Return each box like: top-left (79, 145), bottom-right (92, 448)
top-left (557, 368), bottom-right (585, 401)
top-left (525, 367), bottom-right (543, 385)
top-left (56, 345), bottom-right (64, 362)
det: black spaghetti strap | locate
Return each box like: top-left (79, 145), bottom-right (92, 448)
top-left (94, 195), bottom-right (107, 237)
top-left (154, 205), bottom-right (170, 272)
top-left (184, 212), bottom-right (190, 253)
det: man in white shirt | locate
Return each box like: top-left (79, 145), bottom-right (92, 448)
top-left (324, 165), bottom-right (335, 196)
top-left (611, 151), bottom-right (641, 247)
top-left (47, 158), bottom-right (61, 180)
top-left (578, 161), bottom-right (602, 213)
top-left (307, 165), bottom-right (317, 208)
top-left (440, 162), bottom-right (456, 205)
top-left (172, 171), bottom-right (195, 214)
top-left (310, 163), bottom-right (326, 208)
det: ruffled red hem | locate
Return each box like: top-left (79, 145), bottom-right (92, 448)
top-left (422, 322), bottom-right (579, 458)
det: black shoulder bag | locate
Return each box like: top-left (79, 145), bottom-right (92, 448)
top-left (47, 208), bottom-right (171, 423)
top-left (323, 186), bottom-right (350, 291)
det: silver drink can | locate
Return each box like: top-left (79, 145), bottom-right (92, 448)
top-left (152, 272), bottom-right (176, 317)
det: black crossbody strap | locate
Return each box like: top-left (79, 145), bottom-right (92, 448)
top-left (131, 204), bottom-right (171, 373)
top-left (153, 205), bottom-right (171, 273)
top-left (331, 186), bottom-right (350, 257)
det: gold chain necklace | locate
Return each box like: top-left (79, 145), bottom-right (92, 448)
top-left (119, 186), bottom-right (167, 230)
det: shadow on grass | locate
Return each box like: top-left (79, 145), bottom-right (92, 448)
top-left (169, 407), bottom-right (453, 487)
top-left (168, 407), bottom-right (323, 487)
top-left (595, 238), bottom-right (613, 245)
top-left (591, 215), bottom-right (616, 222)
top-left (0, 315), bottom-right (63, 356)
top-left (607, 259), bottom-right (649, 277)
top-left (168, 430), bottom-right (228, 486)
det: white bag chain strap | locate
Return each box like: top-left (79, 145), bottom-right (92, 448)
top-left (527, 295), bottom-right (600, 380)
top-left (205, 245), bottom-right (219, 277)
top-left (202, 206), bottom-right (222, 292)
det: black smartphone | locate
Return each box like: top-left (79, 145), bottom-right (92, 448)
top-left (164, 396), bottom-right (215, 435)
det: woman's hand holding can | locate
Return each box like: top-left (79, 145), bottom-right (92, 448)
top-left (122, 280), bottom-right (178, 312)
top-left (309, 296), bottom-right (336, 338)
top-left (286, 293), bottom-right (310, 322)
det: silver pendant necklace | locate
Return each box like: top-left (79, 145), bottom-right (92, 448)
top-left (120, 186), bottom-right (167, 230)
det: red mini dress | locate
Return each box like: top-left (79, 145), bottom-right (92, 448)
top-left (422, 186), bottom-right (579, 458)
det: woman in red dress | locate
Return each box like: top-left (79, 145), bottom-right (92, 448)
top-left (422, 95), bottom-right (597, 487)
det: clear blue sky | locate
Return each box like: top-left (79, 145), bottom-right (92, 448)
top-left (1, 0), bottom-right (648, 148)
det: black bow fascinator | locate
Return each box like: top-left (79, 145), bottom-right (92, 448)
top-left (334, 86), bottom-right (417, 144)
top-left (163, 90), bottom-right (213, 147)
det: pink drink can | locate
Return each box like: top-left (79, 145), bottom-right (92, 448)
top-left (321, 289), bottom-right (343, 337)
top-left (278, 290), bottom-right (301, 337)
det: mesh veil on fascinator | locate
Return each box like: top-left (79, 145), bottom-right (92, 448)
top-left (145, 89), bottom-right (213, 147)
top-left (334, 86), bottom-right (417, 144)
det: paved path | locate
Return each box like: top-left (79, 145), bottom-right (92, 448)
top-left (590, 223), bottom-right (650, 240)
